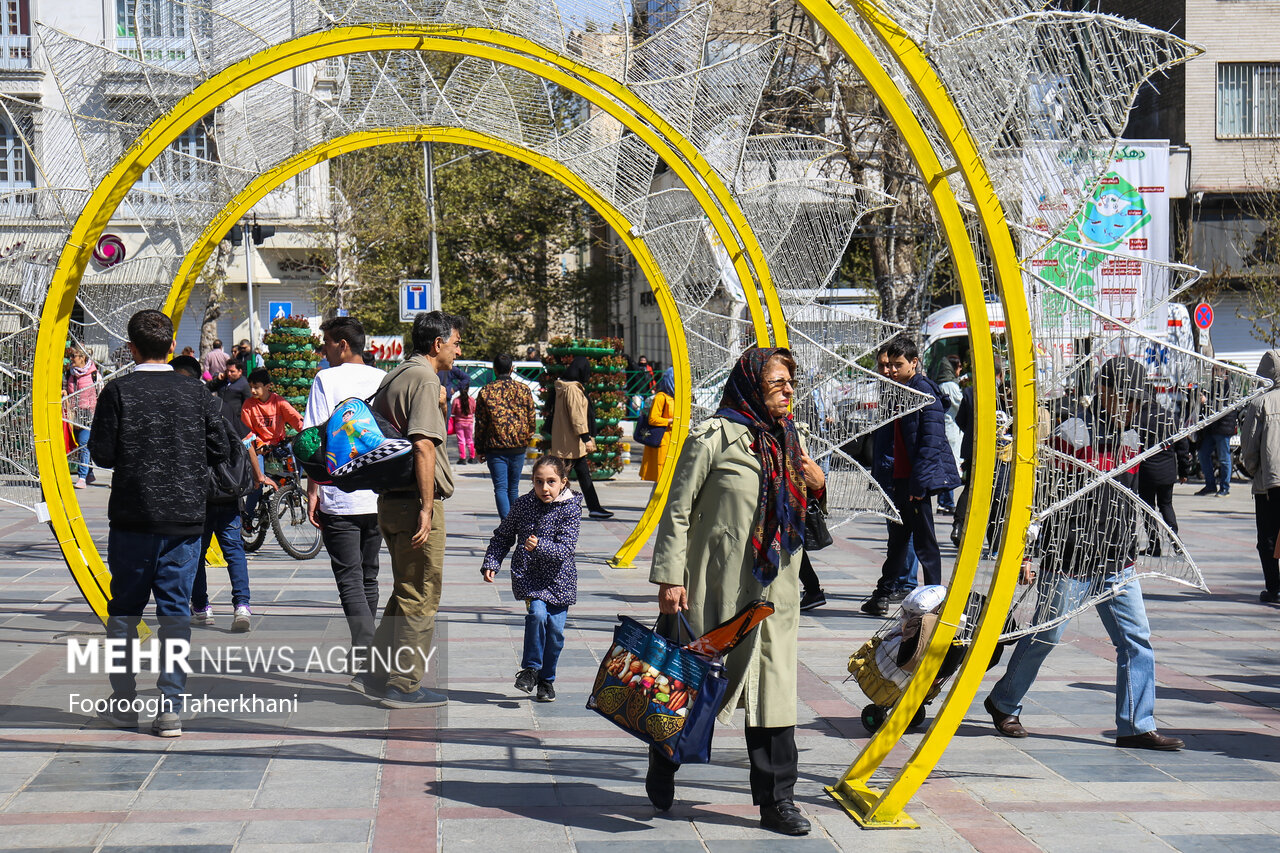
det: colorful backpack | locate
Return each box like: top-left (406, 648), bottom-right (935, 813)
top-left (291, 397), bottom-right (413, 493)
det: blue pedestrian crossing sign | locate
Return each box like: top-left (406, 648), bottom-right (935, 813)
top-left (268, 302), bottom-right (292, 321)
top-left (399, 279), bottom-right (434, 322)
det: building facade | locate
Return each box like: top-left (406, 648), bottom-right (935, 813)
top-left (0, 1), bottom-right (332, 361)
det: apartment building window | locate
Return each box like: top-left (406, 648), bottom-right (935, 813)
top-left (1217, 62), bottom-right (1280, 138)
top-left (0, 0), bottom-right (31, 69)
top-left (116, 0), bottom-right (211, 62)
top-left (0, 113), bottom-right (35, 214)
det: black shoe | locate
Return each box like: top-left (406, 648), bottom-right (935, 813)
top-left (1116, 731), bottom-right (1184, 751)
top-left (860, 595), bottom-right (889, 617)
top-left (1262, 590), bottom-right (1280, 604)
top-left (535, 679), bottom-right (556, 702)
top-left (95, 695), bottom-right (139, 730)
top-left (645, 748), bottom-right (676, 811)
top-left (1194, 486), bottom-right (1216, 496)
top-left (1218, 488), bottom-right (1230, 496)
top-left (588, 509), bottom-right (614, 520)
top-left (799, 589), bottom-right (827, 611)
top-left (887, 587), bottom-right (912, 604)
top-left (760, 800), bottom-right (811, 835)
top-left (514, 668), bottom-right (538, 694)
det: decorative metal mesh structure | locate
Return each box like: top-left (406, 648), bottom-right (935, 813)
top-left (5, 0), bottom-right (1273, 827)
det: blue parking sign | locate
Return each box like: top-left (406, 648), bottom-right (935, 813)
top-left (269, 301), bottom-right (292, 321)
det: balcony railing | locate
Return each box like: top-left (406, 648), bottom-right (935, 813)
top-left (0, 35), bottom-right (32, 71)
top-left (115, 36), bottom-right (205, 65)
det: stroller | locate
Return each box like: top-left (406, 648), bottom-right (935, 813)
top-left (846, 585), bottom-right (1012, 733)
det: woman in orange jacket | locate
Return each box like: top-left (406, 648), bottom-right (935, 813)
top-left (639, 368), bottom-right (675, 482)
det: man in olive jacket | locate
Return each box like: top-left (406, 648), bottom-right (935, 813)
top-left (1240, 349), bottom-right (1280, 603)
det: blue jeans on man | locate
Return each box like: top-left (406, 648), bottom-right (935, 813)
top-left (486, 449), bottom-right (528, 519)
top-left (105, 529), bottom-right (202, 711)
top-left (988, 572), bottom-right (1156, 737)
top-left (1198, 433), bottom-right (1232, 493)
top-left (191, 502), bottom-right (251, 610)
top-left (521, 598), bottom-right (568, 682)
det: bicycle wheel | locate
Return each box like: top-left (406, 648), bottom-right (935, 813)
top-left (242, 496), bottom-right (270, 553)
top-left (270, 483), bottom-right (322, 559)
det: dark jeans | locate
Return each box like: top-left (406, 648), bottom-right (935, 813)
top-left (485, 449), bottom-right (527, 519)
top-left (319, 511), bottom-right (382, 667)
top-left (1255, 488), bottom-right (1280, 594)
top-left (191, 501), bottom-right (251, 609)
top-left (1199, 433), bottom-right (1232, 492)
top-left (650, 725), bottom-right (797, 806)
top-left (878, 479), bottom-right (941, 595)
top-left (105, 528), bottom-right (202, 710)
top-left (572, 456), bottom-right (606, 513)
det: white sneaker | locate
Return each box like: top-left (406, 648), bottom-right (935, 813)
top-left (231, 605), bottom-right (252, 633)
top-left (74, 477), bottom-right (87, 489)
top-left (191, 605), bottom-right (214, 626)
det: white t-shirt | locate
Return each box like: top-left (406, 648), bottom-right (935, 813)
top-left (303, 362), bottom-right (388, 516)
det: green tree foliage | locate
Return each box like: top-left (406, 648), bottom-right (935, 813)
top-left (333, 142), bottom-right (587, 357)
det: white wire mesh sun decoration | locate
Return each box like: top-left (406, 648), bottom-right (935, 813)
top-left (2, 0), bottom-right (1271, 639)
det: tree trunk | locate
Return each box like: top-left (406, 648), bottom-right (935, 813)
top-left (199, 242), bottom-right (230, 355)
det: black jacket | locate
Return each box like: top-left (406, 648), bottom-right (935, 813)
top-left (90, 370), bottom-right (229, 536)
top-left (1137, 405), bottom-right (1192, 488)
top-left (886, 372), bottom-right (961, 498)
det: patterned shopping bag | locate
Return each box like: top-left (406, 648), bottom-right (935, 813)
top-left (586, 601), bottom-right (772, 764)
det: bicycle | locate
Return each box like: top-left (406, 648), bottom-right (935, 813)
top-left (242, 443), bottom-right (322, 560)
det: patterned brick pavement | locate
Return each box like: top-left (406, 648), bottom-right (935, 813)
top-left (0, 462), bottom-right (1276, 851)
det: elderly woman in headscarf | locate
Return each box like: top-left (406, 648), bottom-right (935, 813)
top-left (646, 346), bottom-right (825, 836)
top-left (548, 355), bottom-right (613, 519)
top-left (639, 367), bottom-right (676, 483)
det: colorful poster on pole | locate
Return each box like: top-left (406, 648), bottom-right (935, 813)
top-left (1022, 141), bottom-right (1170, 338)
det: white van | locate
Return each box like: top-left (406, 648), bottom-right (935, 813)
top-left (452, 359), bottom-right (544, 407)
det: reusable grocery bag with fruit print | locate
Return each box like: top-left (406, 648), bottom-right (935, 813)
top-left (586, 600), bottom-right (773, 763)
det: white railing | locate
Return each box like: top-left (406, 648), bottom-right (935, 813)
top-left (0, 35), bottom-right (31, 70)
top-left (115, 36), bottom-right (201, 65)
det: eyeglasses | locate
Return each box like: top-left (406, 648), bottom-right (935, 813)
top-left (764, 378), bottom-right (797, 390)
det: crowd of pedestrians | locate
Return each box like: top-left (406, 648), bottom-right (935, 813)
top-left (81, 306), bottom-right (1280, 833)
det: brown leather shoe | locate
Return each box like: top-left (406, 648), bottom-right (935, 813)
top-left (1116, 731), bottom-right (1184, 751)
top-left (984, 696), bottom-right (1029, 738)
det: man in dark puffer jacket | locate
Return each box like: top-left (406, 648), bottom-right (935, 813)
top-left (863, 335), bottom-right (961, 616)
top-left (89, 310), bottom-right (229, 737)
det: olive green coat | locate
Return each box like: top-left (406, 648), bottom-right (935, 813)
top-left (650, 417), bottom-right (803, 728)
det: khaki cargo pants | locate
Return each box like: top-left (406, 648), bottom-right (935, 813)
top-left (373, 495), bottom-right (446, 693)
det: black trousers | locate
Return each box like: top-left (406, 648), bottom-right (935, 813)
top-left (319, 511), bottom-right (383, 667)
top-left (1255, 488), bottom-right (1280, 594)
top-left (798, 551), bottom-right (821, 595)
top-left (651, 724), bottom-right (798, 806)
top-left (878, 479), bottom-right (941, 595)
top-left (571, 456), bottom-right (606, 513)
top-left (1138, 480), bottom-right (1178, 535)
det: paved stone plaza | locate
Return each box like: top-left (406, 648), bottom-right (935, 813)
top-left (0, 463), bottom-right (1276, 852)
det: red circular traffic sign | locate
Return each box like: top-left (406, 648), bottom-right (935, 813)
top-left (1194, 303), bottom-right (1213, 330)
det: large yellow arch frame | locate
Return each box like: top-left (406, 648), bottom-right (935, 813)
top-left (32, 25), bottom-right (793, 635)
top-left (32, 6), bottom-right (1038, 828)
top-left (160, 126), bottom-right (694, 574)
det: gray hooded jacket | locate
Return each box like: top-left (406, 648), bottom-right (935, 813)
top-left (1240, 350), bottom-right (1280, 494)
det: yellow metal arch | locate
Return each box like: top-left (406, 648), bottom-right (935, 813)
top-left (34, 27), bottom-right (782, 627)
top-left (795, 0), bottom-right (1037, 828)
top-left (161, 126), bottom-right (692, 577)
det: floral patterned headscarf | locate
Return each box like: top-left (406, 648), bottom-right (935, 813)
top-left (714, 346), bottom-right (806, 586)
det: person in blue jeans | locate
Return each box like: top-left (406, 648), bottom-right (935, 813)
top-left (481, 456), bottom-right (582, 702)
top-left (172, 355), bottom-right (255, 633)
top-left (475, 353), bottom-right (538, 518)
top-left (1195, 366), bottom-right (1237, 496)
top-left (89, 310), bottom-right (229, 737)
top-left (983, 357), bottom-right (1183, 751)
